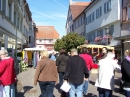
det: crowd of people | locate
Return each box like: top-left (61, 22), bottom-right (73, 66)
top-left (0, 47), bottom-right (130, 97)
top-left (34, 47), bottom-right (130, 97)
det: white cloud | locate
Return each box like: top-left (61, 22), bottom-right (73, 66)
top-left (53, 13), bottom-right (67, 19)
top-left (32, 10), bottom-right (56, 20)
top-left (53, 0), bottom-right (68, 9)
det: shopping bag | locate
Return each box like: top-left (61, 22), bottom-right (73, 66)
top-left (0, 85), bottom-right (6, 97)
top-left (60, 81), bottom-right (71, 92)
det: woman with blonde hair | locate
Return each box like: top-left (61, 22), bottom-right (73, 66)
top-left (121, 49), bottom-right (130, 97)
top-left (34, 50), bottom-right (58, 97)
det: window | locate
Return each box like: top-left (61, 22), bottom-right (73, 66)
top-left (20, 19), bottom-right (22, 31)
top-left (76, 20), bottom-right (78, 28)
top-left (14, 11), bottom-right (16, 25)
top-left (29, 36), bottom-right (31, 43)
top-left (91, 12), bottom-right (95, 22)
top-left (81, 16), bottom-right (84, 24)
top-left (97, 29), bottom-right (103, 37)
top-left (110, 25), bottom-right (114, 35)
top-left (17, 17), bottom-right (19, 28)
top-left (8, 2), bottom-right (12, 20)
top-left (0, 0), bottom-right (1, 10)
top-left (104, 0), bottom-right (111, 13)
top-left (86, 17), bottom-right (88, 25)
top-left (96, 6), bottom-right (102, 18)
top-left (39, 40), bottom-right (42, 42)
top-left (2, 0), bottom-right (6, 14)
top-left (88, 15), bottom-right (91, 23)
top-left (72, 24), bottom-right (74, 31)
top-left (70, 26), bottom-right (71, 31)
top-left (79, 17), bottom-right (81, 26)
top-left (69, 15), bottom-right (72, 21)
top-left (49, 39), bottom-right (52, 43)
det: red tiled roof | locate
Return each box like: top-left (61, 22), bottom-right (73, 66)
top-left (70, 2), bottom-right (91, 20)
top-left (36, 26), bottom-right (59, 39)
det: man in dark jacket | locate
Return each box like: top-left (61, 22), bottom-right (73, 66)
top-left (56, 49), bottom-right (69, 96)
top-left (64, 49), bottom-right (89, 97)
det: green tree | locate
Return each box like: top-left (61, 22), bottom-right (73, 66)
top-left (54, 33), bottom-right (85, 52)
top-left (54, 39), bottom-right (65, 51)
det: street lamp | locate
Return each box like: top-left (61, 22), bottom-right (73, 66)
top-left (105, 27), bottom-right (110, 45)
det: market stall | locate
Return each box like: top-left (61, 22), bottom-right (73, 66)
top-left (23, 48), bottom-right (46, 67)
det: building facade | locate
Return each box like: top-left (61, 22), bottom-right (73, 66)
top-left (28, 21), bottom-right (37, 48)
top-left (0, 0), bottom-right (33, 57)
top-left (115, 0), bottom-right (130, 58)
top-left (36, 26), bottom-right (59, 52)
top-left (66, 1), bottom-right (90, 37)
top-left (85, 0), bottom-right (121, 47)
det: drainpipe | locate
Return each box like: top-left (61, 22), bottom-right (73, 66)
top-left (84, 12), bottom-right (86, 40)
top-left (121, 0), bottom-right (124, 61)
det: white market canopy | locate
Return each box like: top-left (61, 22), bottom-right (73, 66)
top-left (78, 44), bottom-right (114, 50)
top-left (24, 48), bottom-right (47, 51)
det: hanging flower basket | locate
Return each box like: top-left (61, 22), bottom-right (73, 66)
top-left (94, 36), bottom-right (102, 42)
top-left (103, 34), bottom-right (112, 40)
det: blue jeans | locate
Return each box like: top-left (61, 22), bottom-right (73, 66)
top-left (83, 80), bottom-right (89, 95)
top-left (124, 90), bottom-right (130, 97)
top-left (69, 83), bottom-right (83, 97)
top-left (4, 83), bottom-right (15, 97)
top-left (98, 87), bottom-right (112, 97)
top-left (83, 71), bottom-right (90, 95)
top-left (59, 72), bottom-right (65, 87)
top-left (39, 81), bottom-right (55, 97)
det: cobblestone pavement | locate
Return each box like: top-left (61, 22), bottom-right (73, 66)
top-left (16, 68), bottom-right (125, 97)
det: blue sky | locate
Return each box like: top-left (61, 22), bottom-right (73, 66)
top-left (27, 0), bottom-right (91, 38)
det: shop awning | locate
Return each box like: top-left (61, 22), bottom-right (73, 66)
top-left (114, 35), bottom-right (130, 40)
top-left (78, 44), bottom-right (114, 49)
top-left (123, 40), bottom-right (130, 43)
top-left (24, 48), bottom-right (47, 51)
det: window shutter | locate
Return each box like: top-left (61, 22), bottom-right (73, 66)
top-left (86, 17), bottom-right (88, 25)
top-left (96, 9), bottom-right (98, 18)
top-left (109, 0), bottom-right (111, 10)
top-left (100, 6), bottom-right (102, 16)
top-left (104, 3), bottom-right (106, 13)
top-left (0, 0), bottom-right (1, 10)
